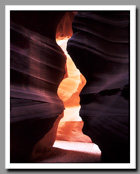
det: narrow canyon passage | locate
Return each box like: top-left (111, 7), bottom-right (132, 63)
top-left (10, 11), bottom-right (129, 163)
top-left (32, 39), bottom-right (101, 163)
top-left (52, 38), bottom-right (101, 163)
top-left (32, 13), bottom-right (101, 163)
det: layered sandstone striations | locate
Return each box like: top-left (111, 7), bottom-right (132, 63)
top-left (10, 12), bottom-right (66, 162)
top-left (67, 11), bottom-right (130, 162)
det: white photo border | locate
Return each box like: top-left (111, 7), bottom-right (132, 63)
top-left (5, 5), bottom-right (136, 169)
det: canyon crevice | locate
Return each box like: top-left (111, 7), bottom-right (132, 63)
top-left (10, 11), bottom-right (130, 163)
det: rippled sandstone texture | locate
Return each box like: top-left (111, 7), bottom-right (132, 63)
top-left (10, 12), bottom-right (66, 162)
top-left (67, 11), bottom-right (130, 163)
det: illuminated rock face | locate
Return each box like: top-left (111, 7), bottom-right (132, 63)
top-left (56, 14), bottom-right (88, 144)
top-left (10, 12), bottom-right (66, 162)
top-left (56, 38), bottom-right (88, 143)
top-left (57, 39), bottom-right (86, 108)
top-left (67, 11), bottom-right (130, 162)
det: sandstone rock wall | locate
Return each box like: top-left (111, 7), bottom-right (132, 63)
top-left (10, 12), bottom-right (66, 162)
top-left (67, 11), bottom-right (130, 163)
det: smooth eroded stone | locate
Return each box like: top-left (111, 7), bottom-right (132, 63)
top-left (67, 11), bottom-right (130, 163)
top-left (10, 12), bottom-right (66, 162)
top-left (57, 39), bottom-right (86, 107)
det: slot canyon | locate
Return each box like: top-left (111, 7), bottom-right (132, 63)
top-left (10, 11), bottom-right (129, 163)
